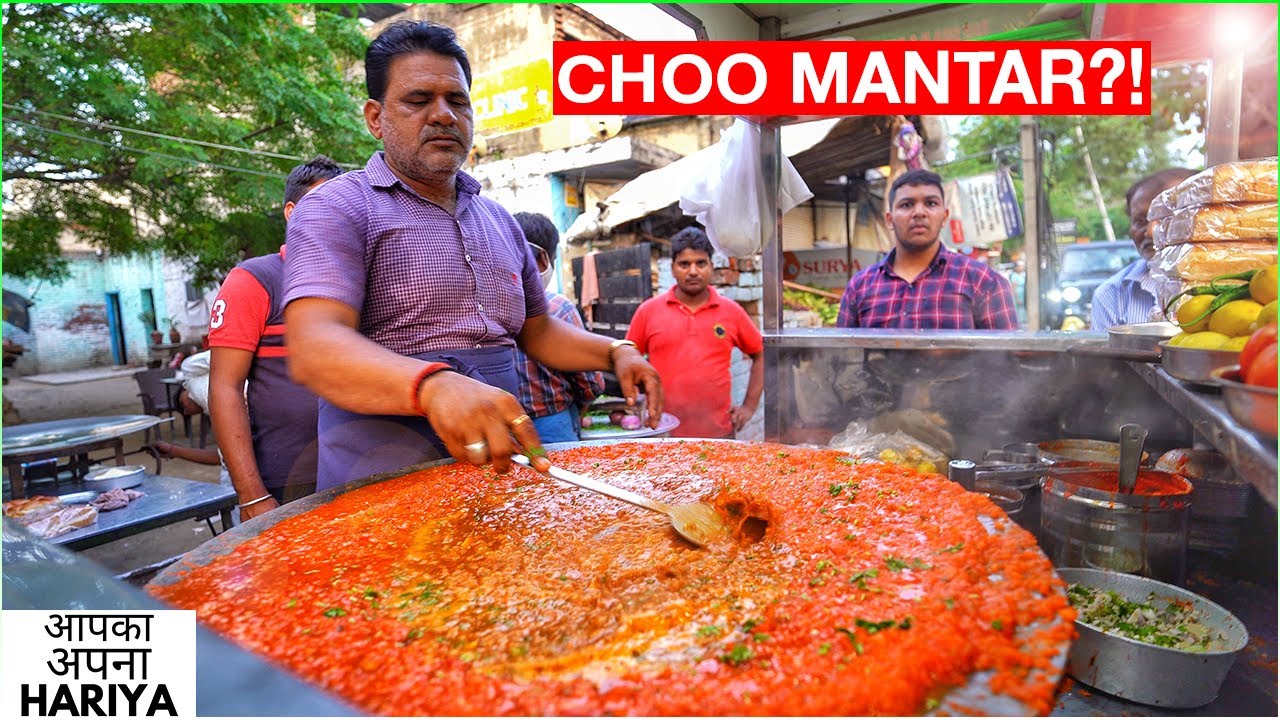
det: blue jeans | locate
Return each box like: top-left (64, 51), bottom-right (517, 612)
top-left (532, 407), bottom-right (580, 444)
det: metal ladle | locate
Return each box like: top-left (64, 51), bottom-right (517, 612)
top-left (1117, 423), bottom-right (1148, 494)
top-left (511, 454), bottom-right (728, 547)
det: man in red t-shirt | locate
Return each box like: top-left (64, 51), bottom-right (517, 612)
top-left (207, 156), bottom-right (343, 520)
top-left (626, 227), bottom-right (764, 439)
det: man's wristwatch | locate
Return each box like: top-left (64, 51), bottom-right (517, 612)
top-left (608, 339), bottom-right (638, 369)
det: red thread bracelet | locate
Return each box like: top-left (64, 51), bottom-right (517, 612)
top-left (410, 362), bottom-right (451, 416)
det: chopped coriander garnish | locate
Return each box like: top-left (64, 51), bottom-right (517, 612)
top-left (322, 607), bottom-right (347, 618)
top-left (720, 644), bottom-right (754, 666)
top-left (696, 625), bottom-right (723, 638)
top-left (854, 618), bottom-right (896, 634)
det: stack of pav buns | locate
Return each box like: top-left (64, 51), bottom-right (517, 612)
top-left (1149, 158), bottom-right (1278, 308)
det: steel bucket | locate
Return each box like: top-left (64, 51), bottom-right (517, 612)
top-left (1039, 468), bottom-right (1192, 585)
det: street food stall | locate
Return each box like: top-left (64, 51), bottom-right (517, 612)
top-left (3, 3), bottom-right (1276, 717)
top-left (658, 1), bottom-right (1280, 715)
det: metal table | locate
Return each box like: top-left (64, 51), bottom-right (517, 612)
top-left (1, 522), bottom-right (359, 717)
top-left (2, 415), bottom-right (170, 498)
top-left (35, 473), bottom-right (236, 552)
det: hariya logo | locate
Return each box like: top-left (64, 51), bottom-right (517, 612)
top-left (713, 323), bottom-right (728, 339)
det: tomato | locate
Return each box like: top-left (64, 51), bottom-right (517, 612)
top-left (1244, 343), bottom-right (1278, 388)
top-left (1239, 323), bottom-right (1278, 379)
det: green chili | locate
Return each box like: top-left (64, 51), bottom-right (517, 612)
top-left (1209, 269), bottom-right (1259, 293)
top-left (1182, 284), bottom-right (1254, 327)
top-left (1162, 284), bottom-right (1218, 317)
top-left (1163, 282), bottom-right (1254, 326)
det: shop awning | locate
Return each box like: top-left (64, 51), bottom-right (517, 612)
top-left (564, 117), bottom-right (905, 243)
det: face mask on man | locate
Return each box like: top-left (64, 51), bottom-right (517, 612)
top-left (540, 264), bottom-right (555, 289)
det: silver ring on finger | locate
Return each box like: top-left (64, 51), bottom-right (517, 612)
top-left (464, 440), bottom-right (488, 464)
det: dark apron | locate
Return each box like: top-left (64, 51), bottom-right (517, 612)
top-left (315, 346), bottom-right (517, 492)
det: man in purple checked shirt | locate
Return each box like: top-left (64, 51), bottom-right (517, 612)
top-left (281, 21), bottom-right (662, 491)
top-left (835, 169), bottom-right (1019, 331)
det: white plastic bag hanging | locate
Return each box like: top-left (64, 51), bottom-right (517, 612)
top-left (679, 119), bottom-right (813, 257)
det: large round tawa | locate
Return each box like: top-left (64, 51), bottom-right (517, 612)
top-left (151, 440), bottom-right (1070, 716)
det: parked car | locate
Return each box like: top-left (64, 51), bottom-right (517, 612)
top-left (1043, 241), bottom-right (1140, 330)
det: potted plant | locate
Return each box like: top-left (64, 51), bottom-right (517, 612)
top-left (165, 316), bottom-right (181, 343)
top-left (138, 311), bottom-right (163, 345)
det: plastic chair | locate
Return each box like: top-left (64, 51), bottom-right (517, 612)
top-left (133, 368), bottom-right (203, 444)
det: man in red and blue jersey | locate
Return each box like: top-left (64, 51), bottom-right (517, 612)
top-left (511, 211), bottom-right (604, 443)
top-left (836, 169), bottom-right (1018, 330)
top-left (207, 155), bottom-right (342, 519)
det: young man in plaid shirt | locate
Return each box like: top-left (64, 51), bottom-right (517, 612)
top-left (836, 169), bottom-right (1018, 330)
top-left (511, 212), bottom-right (604, 442)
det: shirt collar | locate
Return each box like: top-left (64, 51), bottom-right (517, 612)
top-left (665, 285), bottom-right (721, 307)
top-left (1119, 257), bottom-right (1149, 283)
top-left (365, 151), bottom-right (481, 196)
top-left (878, 244), bottom-right (949, 277)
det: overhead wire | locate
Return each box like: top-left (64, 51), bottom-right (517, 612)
top-left (2, 103), bottom-right (365, 169)
top-left (4, 117), bottom-right (289, 179)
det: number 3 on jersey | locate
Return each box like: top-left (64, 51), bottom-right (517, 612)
top-left (210, 299), bottom-right (228, 329)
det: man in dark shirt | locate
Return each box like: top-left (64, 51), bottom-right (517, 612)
top-left (836, 169), bottom-right (1018, 330)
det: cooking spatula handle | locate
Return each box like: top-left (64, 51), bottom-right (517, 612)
top-left (511, 454), bottom-right (670, 514)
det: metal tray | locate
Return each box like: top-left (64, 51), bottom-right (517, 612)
top-left (1059, 568), bottom-right (1248, 708)
top-left (83, 465), bottom-right (145, 491)
top-left (579, 412), bottom-right (680, 440)
top-left (1211, 365), bottom-right (1278, 438)
top-left (1159, 340), bottom-right (1240, 387)
top-left (151, 439), bottom-right (1069, 716)
top-left (1108, 322), bottom-right (1181, 352)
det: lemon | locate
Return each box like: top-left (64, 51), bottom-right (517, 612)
top-left (1175, 294), bottom-right (1216, 333)
top-left (1249, 264), bottom-right (1278, 305)
top-left (1178, 331), bottom-right (1231, 349)
top-left (1208, 299), bottom-right (1264, 337)
top-left (1222, 335), bottom-right (1251, 351)
top-left (1167, 332), bottom-right (1190, 347)
top-left (1254, 300), bottom-right (1278, 330)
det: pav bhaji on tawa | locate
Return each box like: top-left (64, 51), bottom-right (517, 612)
top-left (150, 441), bottom-right (1073, 716)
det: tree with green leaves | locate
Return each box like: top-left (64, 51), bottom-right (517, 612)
top-left (941, 64), bottom-right (1208, 250)
top-left (3, 3), bottom-right (380, 287)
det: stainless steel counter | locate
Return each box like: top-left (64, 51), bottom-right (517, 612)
top-left (763, 328), bottom-right (1091, 351)
top-left (1128, 362), bottom-right (1277, 507)
top-left (761, 334), bottom-right (1277, 715)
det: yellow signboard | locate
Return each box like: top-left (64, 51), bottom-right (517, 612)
top-left (472, 59), bottom-right (554, 136)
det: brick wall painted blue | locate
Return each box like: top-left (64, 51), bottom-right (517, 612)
top-left (3, 252), bottom-right (169, 373)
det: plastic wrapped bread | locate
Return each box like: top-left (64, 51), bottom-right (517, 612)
top-left (1149, 240), bottom-right (1279, 310)
top-left (1173, 158), bottom-right (1278, 209)
top-left (1147, 185), bottom-right (1178, 222)
top-left (1153, 201), bottom-right (1278, 249)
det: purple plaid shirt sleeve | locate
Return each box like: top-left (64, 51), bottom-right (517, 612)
top-left (835, 248), bottom-right (1019, 330)
top-left (514, 293), bottom-right (605, 417)
top-left (283, 152), bottom-right (547, 355)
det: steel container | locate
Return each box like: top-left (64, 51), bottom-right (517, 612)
top-left (1159, 341), bottom-right (1239, 387)
top-left (1040, 468), bottom-right (1192, 585)
top-left (1107, 322), bottom-right (1180, 353)
top-left (83, 465), bottom-right (145, 491)
top-left (1211, 365), bottom-right (1278, 437)
top-left (1058, 568), bottom-right (1247, 708)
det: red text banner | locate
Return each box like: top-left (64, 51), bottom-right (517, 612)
top-left (553, 41), bottom-right (1151, 116)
